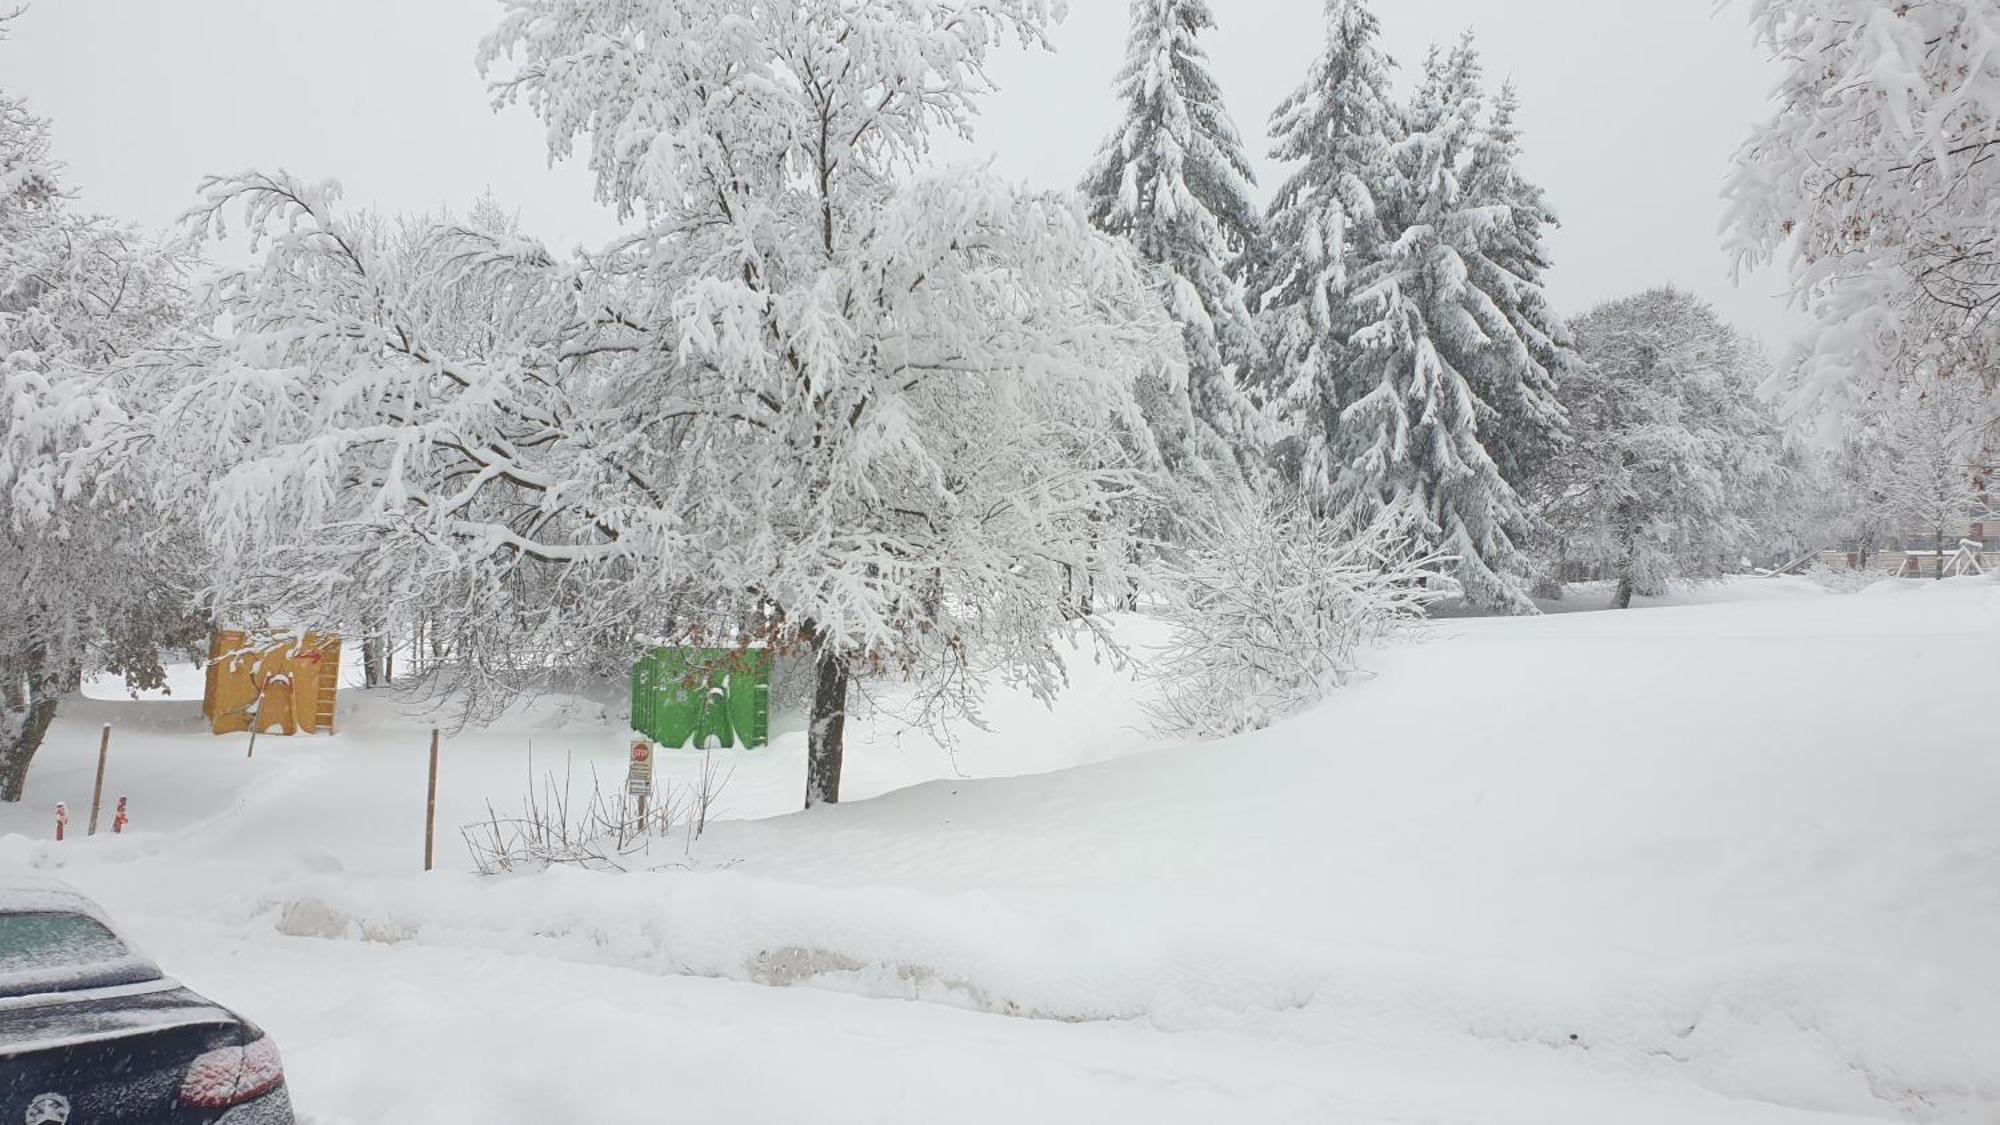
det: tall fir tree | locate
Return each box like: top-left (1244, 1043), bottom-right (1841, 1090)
top-left (1083, 0), bottom-right (1265, 489)
top-left (1322, 37), bottom-right (1542, 612)
top-left (1458, 78), bottom-right (1573, 491)
top-left (1254, 0), bottom-right (1403, 498)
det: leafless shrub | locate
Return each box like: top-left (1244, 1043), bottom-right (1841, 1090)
top-left (1147, 493), bottom-right (1453, 738)
top-left (461, 750), bottom-right (728, 875)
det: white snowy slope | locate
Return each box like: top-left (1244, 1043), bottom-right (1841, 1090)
top-left (2, 578), bottom-right (1996, 1122)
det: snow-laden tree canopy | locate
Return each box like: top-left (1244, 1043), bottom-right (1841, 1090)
top-left (1726, 0), bottom-right (2000, 426)
top-left (165, 0), bottom-right (1183, 806)
top-left (1867, 378), bottom-right (1995, 559)
top-left (0, 74), bottom-right (205, 801)
top-left (1538, 288), bottom-right (1795, 607)
top-left (1082, 0), bottom-right (1265, 491)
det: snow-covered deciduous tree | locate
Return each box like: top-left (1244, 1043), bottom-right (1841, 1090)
top-left (1254, 0), bottom-right (1402, 492)
top-left (1319, 38), bottom-right (1548, 613)
top-left (1537, 289), bottom-right (1794, 608)
top-left (1725, 0), bottom-right (2000, 425)
top-left (0, 64), bottom-right (206, 800)
top-left (165, 0), bottom-right (1182, 809)
top-left (1082, 0), bottom-right (1264, 491)
top-left (1868, 379), bottom-right (1995, 574)
top-left (1147, 490), bottom-right (1447, 739)
top-left (1797, 429), bottom-right (1898, 571)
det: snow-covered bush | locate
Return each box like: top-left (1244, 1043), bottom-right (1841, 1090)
top-left (1147, 493), bottom-right (1449, 738)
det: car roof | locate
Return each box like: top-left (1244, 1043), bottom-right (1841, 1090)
top-left (0, 874), bottom-right (112, 918)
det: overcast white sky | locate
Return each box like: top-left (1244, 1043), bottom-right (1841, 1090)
top-left (7, 0), bottom-right (1796, 343)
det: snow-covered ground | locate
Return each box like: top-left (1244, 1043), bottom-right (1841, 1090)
top-left (3, 578), bottom-right (1997, 1122)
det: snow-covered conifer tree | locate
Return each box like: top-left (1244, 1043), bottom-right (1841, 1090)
top-left (1538, 289), bottom-right (1794, 608)
top-left (166, 0), bottom-right (1183, 809)
top-left (0, 62), bottom-right (206, 800)
top-left (1320, 37), bottom-right (1542, 612)
top-left (1458, 79), bottom-right (1573, 491)
top-left (1254, 0), bottom-right (1402, 493)
top-left (1725, 0), bottom-right (2000, 425)
top-left (1082, 0), bottom-right (1264, 488)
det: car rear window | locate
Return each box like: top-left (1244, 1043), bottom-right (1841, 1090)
top-left (0, 912), bottom-right (131, 975)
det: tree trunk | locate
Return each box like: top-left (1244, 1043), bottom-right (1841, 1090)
top-left (1612, 500), bottom-right (1638, 610)
top-left (0, 656), bottom-right (62, 804)
top-left (805, 638), bottom-right (850, 809)
top-left (363, 632), bottom-right (386, 688)
top-left (1611, 576), bottom-right (1635, 610)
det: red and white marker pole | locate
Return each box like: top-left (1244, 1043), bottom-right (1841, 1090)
top-left (54, 803), bottom-right (67, 842)
top-left (112, 797), bottom-right (128, 835)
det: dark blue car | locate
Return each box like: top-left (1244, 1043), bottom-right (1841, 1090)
top-left (0, 878), bottom-right (293, 1124)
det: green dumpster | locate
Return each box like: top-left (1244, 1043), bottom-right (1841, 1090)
top-left (631, 648), bottom-right (771, 750)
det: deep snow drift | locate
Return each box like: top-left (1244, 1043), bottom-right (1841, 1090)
top-left (2, 578), bottom-right (1996, 1122)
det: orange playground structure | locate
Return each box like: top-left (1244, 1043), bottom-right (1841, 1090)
top-left (202, 631), bottom-right (343, 736)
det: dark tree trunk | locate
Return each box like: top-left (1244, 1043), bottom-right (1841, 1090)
top-left (1611, 576), bottom-right (1635, 610)
top-left (805, 637), bottom-right (850, 809)
top-left (0, 656), bottom-right (62, 804)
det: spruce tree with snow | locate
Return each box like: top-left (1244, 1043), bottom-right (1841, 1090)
top-left (1458, 79), bottom-right (1573, 491)
top-left (162, 0), bottom-right (1183, 810)
top-left (0, 53), bottom-right (207, 800)
top-left (1538, 289), bottom-right (1794, 608)
top-left (1254, 0), bottom-right (1402, 495)
top-left (1320, 38), bottom-right (1544, 612)
top-left (1082, 0), bottom-right (1264, 490)
top-left (1725, 0), bottom-right (2000, 426)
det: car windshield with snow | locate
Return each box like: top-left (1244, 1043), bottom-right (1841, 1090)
top-left (0, 879), bottom-right (294, 1124)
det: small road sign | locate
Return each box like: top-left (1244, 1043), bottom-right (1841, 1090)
top-left (626, 740), bottom-right (655, 796)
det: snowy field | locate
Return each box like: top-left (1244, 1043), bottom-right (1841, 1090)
top-left (2, 577), bottom-right (1997, 1122)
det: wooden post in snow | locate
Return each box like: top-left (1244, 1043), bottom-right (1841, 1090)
top-left (245, 677), bottom-right (265, 759)
top-left (87, 725), bottom-right (111, 836)
top-left (424, 728), bottom-right (440, 872)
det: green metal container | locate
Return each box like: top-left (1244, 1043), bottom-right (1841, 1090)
top-left (631, 647), bottom-right (771, 750)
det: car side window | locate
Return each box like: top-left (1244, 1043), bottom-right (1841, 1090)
top-left (0, 912), bottom-right (130, 974)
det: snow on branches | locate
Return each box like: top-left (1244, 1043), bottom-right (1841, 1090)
top-left (172, 0), bottom-right (1182, 806)
top-left (1726, 0), bottom-right (2000, 425)
top-left (1257, 13), bottom-right (1570, 614)
top-left (1083, 0), bottom-right (1266, 492)
top-left (1147, 491), bottom-right (1448, 739)
top-left (1537, 289), bottom-right (1794, 606)
top-left (0, 77), bottom-right (205, 800)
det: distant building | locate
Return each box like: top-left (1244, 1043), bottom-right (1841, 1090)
top-left (1819, 507), bottom-right (1999, 577)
